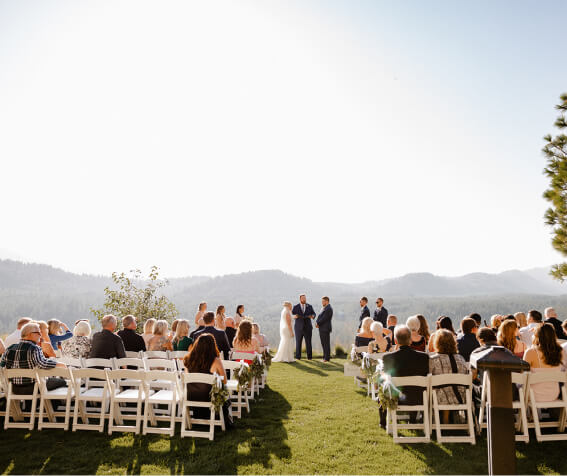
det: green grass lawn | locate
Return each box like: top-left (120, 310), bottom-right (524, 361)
top-left (1, 357), bottom-right (567, 474)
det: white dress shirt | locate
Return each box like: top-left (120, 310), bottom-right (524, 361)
top-left (4, 329), bottom-right (21, 348)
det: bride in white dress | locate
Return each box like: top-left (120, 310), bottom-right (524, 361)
top-left (273, 301), bottom-right (295, 362)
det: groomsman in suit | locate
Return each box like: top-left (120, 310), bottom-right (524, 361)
top-left (316, 296), bottom-right (333, 363)
top-left (358, 297), bottom-right (371, 330)
top-left (373, 297), bottom-right (388, 327)
top-left (292, 294), bottom-right (316, 360)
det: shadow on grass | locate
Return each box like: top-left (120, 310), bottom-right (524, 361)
top-left (0, 386), bottom-right (292, 475)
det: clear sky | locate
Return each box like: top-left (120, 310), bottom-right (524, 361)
top-left (1, 0), bottom-right (566, 283)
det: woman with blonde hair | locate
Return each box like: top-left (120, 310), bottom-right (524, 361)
top-left (232, 320), bottom-right (260, 364)
top-left (497, 319), bottom-right (526, 358)
top-left (215, 305), bottom-right (226, 330)
top-left (61, 320), bottom-right (92, 358)
top-left (194, 302), bottom-right (207, 326)
top-left (273, 301), bottom-right (294, 363)
top-left (148, 320), bottom-right (173, 351)
top-left (355, 317), bottom-right (374, 347)
top-left (368, 321), bottom-right (390, 353)
top-left (36, 320), bottom-right (56, 357)
top-left (47, 319), bottom-right (73, 350)
top-left (173, 319), bottom-right (192, 352)
top-left (514, 312), bottom-right (528, 329)
top-left (142, 318), bottom-right (156, 348)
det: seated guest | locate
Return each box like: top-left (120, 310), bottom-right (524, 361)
top-left (215, 305), bottom-right (227, 331)
top-left (457, 317), bottom-right (480, 362)
top-left (469, 313), bottom-right (482, 328)
top-left (4, 317), bottom-right (32, 347)
top-left (368, 321), bottom-right (390, 353)
top-left (117, 315), bottom-right (146, 352)
top-left (48, 319), bottom-right (73, 350)
top-left (171, 319), bottom-right (180, 334)
top-left (416, 315), bottom-right (430, 348)
top-left (89, 314), bottom-right (126, 359)
top-left (490, 314), bottom-right (503, 334)
top-left (386, 315), bottom-right (397, 341)
top-left (355, 317), bottom-right (375, 347)
top-left (524, 323), bottom-right (563, 402)
top-left (470, 327), bottom-right (498, 405)
top-left (428, 316), bottom-right (456, 352)
top-left (429, 329), bottom-right (468, 423)
top-left (148, 320), bottom-right (173, 351)
top-left (232, 320), bottom-right (260, 363)
top-left (37, 321), bottom-right (57, 358)
top-left (61, 320), bottom-right (92, 358)
top-left (225, 317), bottom-right (237, 347)
top-left (252, 323), bottom-right (269, 350)
top-left (544, 307), bottom-right (567, 340)
top-left (192, 312), bottom-right (231, 359)
top-left (407, 316), bottom-right (426, 352)
top-left (183, 333), bottom-right (232, 427)
top-left (190, 318), bottom-right (206, 340)
top-left (141, 318), bottom-right (156, 349)
top-left (515, 312), bottom-right (528, 330)
top-left (519, 309), bottom-right (543, 347)
top-left (173, 319), bottom-right (193, 352)
top-left (380, 325), bottom-right (429, 428)
top-left (497, 319), bottom-right (526, 358)
top-left (1, 322), bottom-right (66, 395)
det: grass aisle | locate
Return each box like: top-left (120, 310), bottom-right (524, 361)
top-left (1, 358), bottom-right (567, 474)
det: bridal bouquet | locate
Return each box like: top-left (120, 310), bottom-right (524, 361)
top-left (374, 360), bottom-right (402, 411)
top-left (209, 372), bottom-right (229, 412)
top-left (236, 360), bottom-right (252, 391)
top-left (250, 354), bottom-right (265, 379)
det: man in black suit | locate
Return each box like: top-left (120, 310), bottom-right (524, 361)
top-left (316, 296), bottom-right (333, 363)
top-left (380, 324), bottom-right (429, 428)
top-left (225, 317), bottom-right (237, 347)
top-left (358, 297), bottom-right (371, 330)
top-left (117, 315), bottom-right (146, 352)
top-left (373, 297), bottom-right (388, 327)
top-left (292, 294), bottom-right (316, 360)
top-left (192, 312), bottom-right (231, 359)
top-left (89, 314), bottom-right (126, 360)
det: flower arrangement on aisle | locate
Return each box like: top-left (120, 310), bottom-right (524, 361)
top-left (250, 353), bottom-right (264, 379)
top-left (210, 372), bottom-right (229, 412)
top-left (235, 360), bottom-right (252, 391)
top-left (262, 349), bottom-right (272, 369)
top-left (374, 360), bottom-right (402, 411)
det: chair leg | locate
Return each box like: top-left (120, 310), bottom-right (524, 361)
top-left (209, 408), bottom-right (215, 440)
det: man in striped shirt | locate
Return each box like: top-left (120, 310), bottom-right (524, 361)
top-left (0, 322), bottom-right (66, 395)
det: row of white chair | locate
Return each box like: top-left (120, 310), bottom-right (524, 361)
top-left (0, 354), bottom-right (268, 440)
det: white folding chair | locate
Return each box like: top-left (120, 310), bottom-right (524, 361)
top-left (231, 353), bottom-right (257, 401)
top-left (143, 370), bottom-right (182, 436)
top-left (369, 353), bottom-right (387, 400)
top-left (222, 360), bottom-right (248, 417)
top-left (3, 368), bottom-right (39, 430)
top-left (72, 368), bottom-right (111, 432)
top-left (58, 356), bottom-right (83, 368)
top-left (181, 373), bottom-right (224, 440)
top-left (478, 371), bottom-right (529, 442)
top-left (125, 351), bottom-right (143, 359)
top-left (144, 351), bottom-right (168, 359)
top-left (106, 369), bottom-right (148, 434)
top-left (526, 370), bottom-right (567, 442)
top-left (386, 375), bottom-right (430, 443)
top-left (169, 351), bottom-right (187, 359)
top-left (36, 367), bottom-right (74, 430)
top-left (0, 369), bottom-right (6, 418)
top-left (430, 373), bottom-right (476, 444)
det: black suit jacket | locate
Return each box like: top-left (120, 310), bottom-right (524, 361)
top-left (225, 327), bottom-right (237, 347)
top-left (117, 328), bottom-right (146, 352)
top-left (373, 307), bottom-right (389, 327)
top-left (292, 303), bottom-right (316, 332)
top-left (89, 329), bottom-right (126, 360)
top-left (382, 346), bottom-right (429, 405)
top-left (359, 305), bottom-right (371, 327)
top-left (192, 326), bottom-right (231, 359)
top-left (545, 317), bottom-right (567, 340)
top-left (316, 305), bottom-right (333, 333)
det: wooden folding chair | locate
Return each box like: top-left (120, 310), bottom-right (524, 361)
top-left (143, 370), bottom-right (181, 436)
top-left (106, 369), bottom-right (148, 434)
top-left (222, 360), bottom-right (248, 417)
top-left (36, 367), bottom-right (74, 430)
top-left (72, 368), bottom-right (111, 432)
top-left (526, 370), bottom-right (567, 442)
top-left (181, 373), bottom-right (224, 440)
top-left (3, 368), bottom-right (39, 430)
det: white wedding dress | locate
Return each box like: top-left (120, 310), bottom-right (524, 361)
top-left (273, 307), bottom-right (295, 362)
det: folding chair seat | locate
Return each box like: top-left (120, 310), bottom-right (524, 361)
top-left (526, 369), bottom-right (567, 442)
top-left (478, 371), bottom-right (529, 442)
top-left (3, 368), bottom-right (39, 430)
top-left (144, 351), bottom-right (168, 359)
top-left (143, 370), bottom-right (182, 436)
top-left (107, 369), bottom-right (149, 434)
top-left (222, 360), bottom-right (248, 417)
top-left (430, 373), bottom-right (476, 444)
top-left (181, 372), bottom-right (224, 440)
top-left (386, 375), bottom-right (430, 443)
top-left (36, 367), bottom-right (74, 430)
top-left (72, 368), bottom-right (112, 432)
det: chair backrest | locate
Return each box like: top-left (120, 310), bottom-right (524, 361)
top-left (368, 352), bottom-right (387, 361)
top-left (106, 369), bottom-right (145, 392)
top-left (114, 358), bottom-right (145, 370)
top-left (3, 368), bottom-right (37, 381)
top-left (145, 370), bottom-right (180, 392)
top-left (430, 372), bottom-right (472, 387)
top-left (511, 371), bottom-right (528, 386)
top-left (70, 368), bottom-right (107, 383)
top-left (222, 360), bottom-right (242, 371)
top-left (36, 367), bottom-right (72, 380)
top-left (144, 351), bottom-right (168, 359)
top-left (144, 358), bottom-right (177, 371)
top-left (58, 356), bottom-right (83, 368)
top-left (391, 375), bottom-right (430, 388)
top-left (355, 346), bottom-right (369, 354)
top-left (231, 351), bottom-right (257, 361)
top-left (83, 358), bottom-right (114, 369)
top-left (527, 369), bottom-right (566, 385)
top-left (125, 351), bottom-right (142, 359)
top-left (182, 372), bottom-right (215, 385)
top-left (169, 351), bottom-right (187, 359)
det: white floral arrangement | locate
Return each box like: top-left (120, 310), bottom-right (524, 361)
top-left (235, 360), bottom-right (252, 391)
top-left (374, 360), bottom-right (403, 411)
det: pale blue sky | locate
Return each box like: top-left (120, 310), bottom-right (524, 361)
top-left (0, 0), bottom-right (566, 282)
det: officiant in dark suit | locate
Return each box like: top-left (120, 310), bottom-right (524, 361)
top-left (316, 296), bottom-right (333, 363)
top-left (292, 294), bottom-right (316, 360)
top-left (358, 297), bottom-right (371, 330)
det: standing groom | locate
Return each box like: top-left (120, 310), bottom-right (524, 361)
top-left (292, 294), bottom-right (316, 360)
top-left (316, 296), bottom-right (333, 363)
